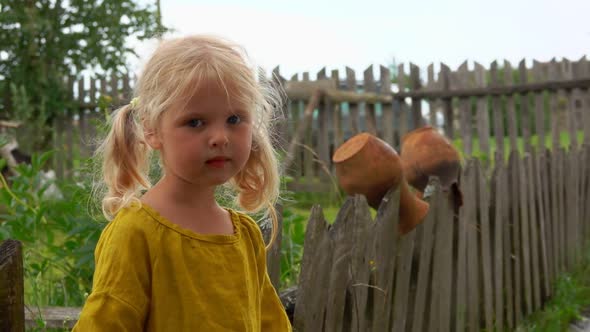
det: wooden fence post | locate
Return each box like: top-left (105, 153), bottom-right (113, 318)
top-left (0, 239), bottom-right (24, 332)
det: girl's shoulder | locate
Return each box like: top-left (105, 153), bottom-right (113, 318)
top-left (103, 202), bottom-right (160, 238)
top-left (227, 209), bottom-right (266, 243)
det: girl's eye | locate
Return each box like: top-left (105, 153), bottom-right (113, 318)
top-left (227, 115), bottom-right (241, 125)
top-left (187, 119), bottom-right (203, 127)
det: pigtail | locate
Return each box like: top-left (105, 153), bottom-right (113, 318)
top-left (232, 130), bottom-right (281, 250)
top-left (95, 103), bottom-right (152, 220)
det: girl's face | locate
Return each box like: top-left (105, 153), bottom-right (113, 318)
top-left (148, 85), bottom-right (253, 189)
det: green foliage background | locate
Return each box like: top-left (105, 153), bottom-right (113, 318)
top-left (0, 0), bottom-right (166, 150)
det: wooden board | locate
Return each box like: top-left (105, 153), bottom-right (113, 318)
top-left (508, 152), bottom-right (523, 324)
top-left (293, 206), bottom-right (332, 331)
top-left (493, 163), bottom-right (505, 329)
top-left (455, 163), bottom-right (471, 331)
top-left (371, 189), bottom-right (401, 331)
top-left (412, 187), bottom-right (438, 332)
top-left (519, 154), bottom-right (533, 315)
top-left (466, 160), bottom-right (481, 331)
top-left (526, 155), bottom-right (542, 310)
top-left (478, 161), bottom-right (494, 331)
top-left (0, 240), bottom-right (25, 332)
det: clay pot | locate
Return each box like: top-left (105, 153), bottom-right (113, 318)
top-left (332, 133), bottom-right (429, 234)
top-left (401, 126), bottom-right (462, 193)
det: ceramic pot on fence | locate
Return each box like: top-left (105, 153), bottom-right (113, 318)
top-left (332, 132), bottom-right (429, 234)
top-left (400, 126), bottom-right (462, 193)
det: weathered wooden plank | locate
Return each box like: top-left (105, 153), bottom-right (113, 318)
top-left (346, 67), bottom-right (360, 136)
top-left (398, 64), bottom-right (409, 141)
top-left (585, 89), bottom-right (590, 145)
top-left (575, 146), bottom-right (584, 257)
top-left (301, 72), bottom-right (315, 182)
top-left (78, 109), bottom-right (88, 159)
top-left (110, 73), bottom-right (119, 103)
top-left (89, 77), bottom-right (97, 104)
top-left (492, 160), bottom-right (505, 330)
top-left (576, 58), bottom-right (590, 145)
top-left (427, 64), bottom-right (438, 127)
top-left (519, 61), bottom-right (532, 153)
top-left (293, 205), bottom-right (333, 331)
top-left (317, 68), bottom-right (331, 182)
top-left (570, 149), bottom-right (581, 266)
top-left (501, 156), bottom-right (515, 329)
top-left (504, 60), bottom-right (518, 153)
top-left (349, 197), bottom-right (374, 331)
top-left (364, 65), bottom-right (378, 135)
top-left (437, 183), bottom-right (454, 332)
top-left (122, 74), bottom-right (131, 101)
top-left (380, 65), bottom-right (394, 146)
top-left (474, 62), bottom-right (490, 161)
top-left (568, 148), bottom-right (577, 267)
top-left (508, 151), bottom-right (523, 324)
top-left (548, 60), bottom-right (562, 150)
top-left (466, 160), bottom-right (481, 332)
top-left (24, 306), bottom-right (80, 329)
top-left (410, 63), bottom-right (423, 130)
top-left (0, 239), bottom-right (24, 332)
top-left (454, 161), bottom-right (472, 332)
top-left (477, 160), bottom-right (494, 331)
top-left (584, 146), bottom-right (590, 238)
top-left (391, 228), bottom-right (416, 332)
top-left (491, 61), bottom-right (505, 158)
top-left (537, 153), bottom-right (553, 298)
top-left (411, 183), bottom-right (438, 332)
top-left (371, 188), bottom-right (401, 332)
top-left (331, 69), bottom-right (344, 151)
top-left (458, 62), bottom-right (473, 156)
top-left (77, 75), bottom-right (85, 104)
top-left (441, 64), bottom-right (454, 139)
top-left (288, 74), bottom-right (302, 180)
top-left (532, 61), bottom-right (546, 154)
top-left (557, 149), bottom-right (567, 272)
top-left (324, 197), bottom-right (357, 331)
top-left (562, 59), bottom-right (577, 150)
top-left (87, 78), bottom-right (99, 156)
top-left (526, 155), bottom-right (542, 310)
top-left (519, 153), bottom-right (533, 315)
top-left (550, 148), bottom-right (563, 274)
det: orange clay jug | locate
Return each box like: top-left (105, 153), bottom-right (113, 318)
top-left (332, 132), bottom-right (429, 235)
top-left (400, 126), bottom-right (462, 193)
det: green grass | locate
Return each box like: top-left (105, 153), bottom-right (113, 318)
top-left (452, 131), bottom-right (585, 163)
top-left (515, 242), bottom-right (590, 331)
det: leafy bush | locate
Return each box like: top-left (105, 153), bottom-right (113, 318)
top-left (0, 152), bottom-right (104, 308)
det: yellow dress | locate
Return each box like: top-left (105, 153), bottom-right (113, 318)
top-left (73, 203), bottom-right (291, 331)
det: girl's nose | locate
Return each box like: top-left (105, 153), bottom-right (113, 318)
top-left (209, 129), bottom-right (229, 148)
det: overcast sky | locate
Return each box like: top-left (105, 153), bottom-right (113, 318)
top-left (132, 0), bottom-right (590, 79)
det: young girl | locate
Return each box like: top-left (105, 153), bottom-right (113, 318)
top-left (73, 35), bottom-right (291, 331)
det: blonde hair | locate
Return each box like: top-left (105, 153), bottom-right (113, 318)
top-left (93, 35), bottom-right (283, 248)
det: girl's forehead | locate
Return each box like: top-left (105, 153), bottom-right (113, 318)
top-left (169, 86), bottom-right (249, 115)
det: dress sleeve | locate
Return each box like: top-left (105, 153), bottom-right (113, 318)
top-left (260, 269), bottom-right (293, 331)
top-left (73, 214), bottom-right (152, 331)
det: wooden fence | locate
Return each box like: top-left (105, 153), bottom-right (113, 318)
top-left (11, 57), bottom-right (590, 192)
top-left (293, 143), bottom-right (590, 331)
top-left (277, 57), bottom-right (590, 192)
top-left (0, 239), bottom-right (24, 331)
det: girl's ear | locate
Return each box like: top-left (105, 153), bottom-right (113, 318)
top-left (144, 128), bottom-right (162, 150)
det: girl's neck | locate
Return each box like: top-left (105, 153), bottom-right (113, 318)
top-left (145, 174), bottom-right (218, 212)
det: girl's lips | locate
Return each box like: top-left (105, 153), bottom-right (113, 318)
top-left (206, 157), bottom-right (230, 168)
